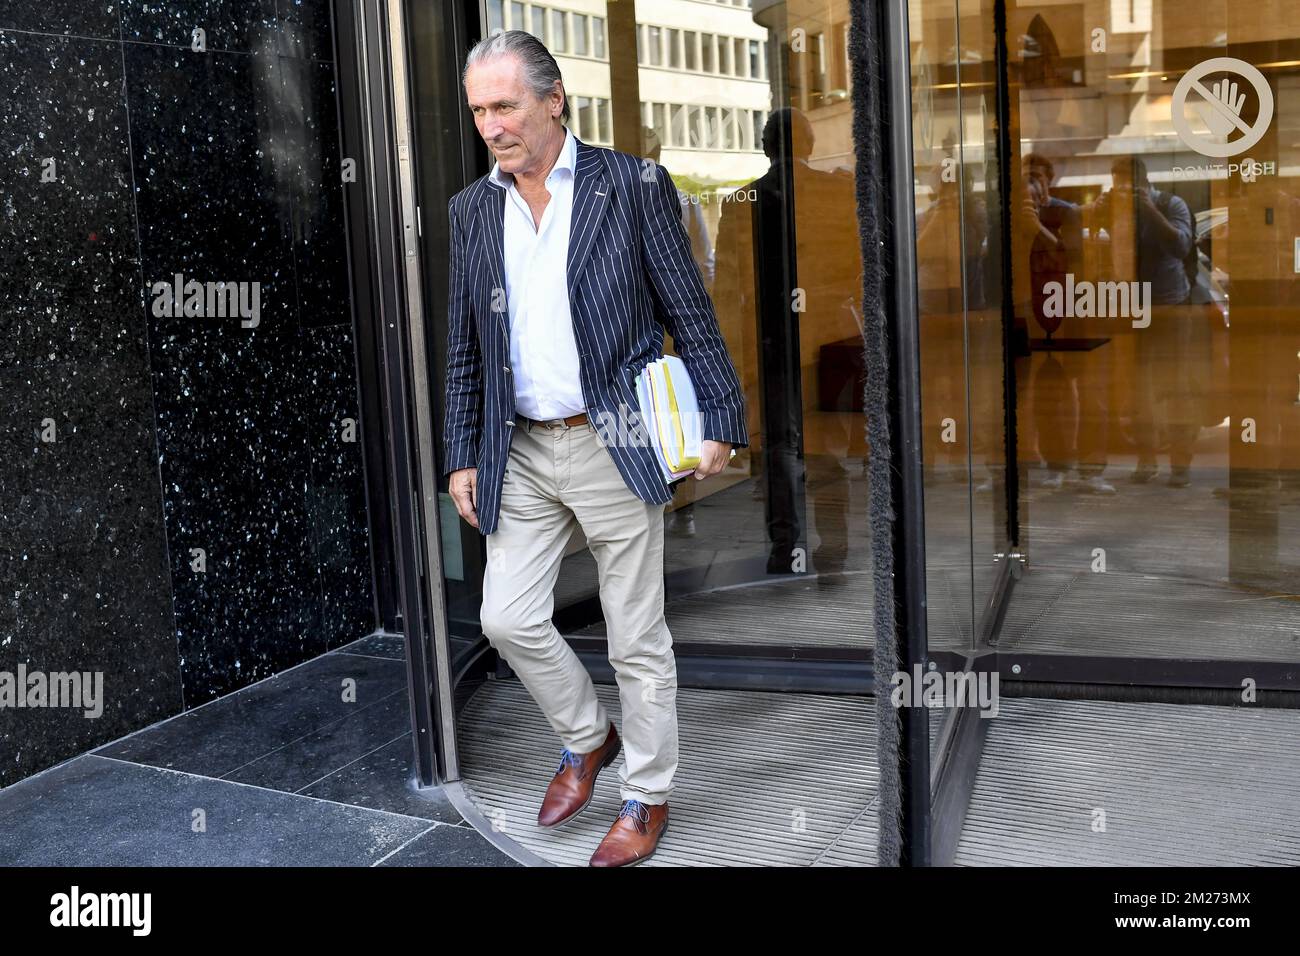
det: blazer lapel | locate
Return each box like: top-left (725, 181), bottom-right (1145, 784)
top-left (476, 182), bottom-right (509, 343)
top-left (567, 138), bottom-right (612, 300)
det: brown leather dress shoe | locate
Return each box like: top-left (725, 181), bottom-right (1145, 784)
top-left (588, 799), bottom-right (669, 867)
top-left (536, 723), bottom-right (621, 829)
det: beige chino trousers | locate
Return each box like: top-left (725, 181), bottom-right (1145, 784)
top-left (479, 415), bottom-right (678, 806)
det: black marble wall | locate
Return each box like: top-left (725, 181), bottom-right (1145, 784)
top-left (0, 0), bottom-right (374, 788)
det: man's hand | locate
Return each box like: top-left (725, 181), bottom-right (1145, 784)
top-left (694, 440), bottom-right (732, 480)
top-left (1135, 184), bottom-right (1160, 221)
top-left (449, 467), bottom-right (479, 530)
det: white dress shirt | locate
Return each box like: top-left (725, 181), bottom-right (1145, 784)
top-left (489, 126), bottom-right (585, 421)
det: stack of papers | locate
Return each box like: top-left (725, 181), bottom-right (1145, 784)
top-left (633, 354), bottom-right (735, 482)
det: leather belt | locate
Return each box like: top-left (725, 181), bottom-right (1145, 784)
top-left (521, 412), bottom-right (588, 429)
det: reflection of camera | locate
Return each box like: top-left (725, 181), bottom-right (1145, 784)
top-left (1098, 184), bottom-right (1139, 222)
top-left (1027, 177), bottom-right (1047, 208)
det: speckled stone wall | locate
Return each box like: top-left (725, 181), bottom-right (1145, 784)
top-left (0, 0), bottom-right (374, 788)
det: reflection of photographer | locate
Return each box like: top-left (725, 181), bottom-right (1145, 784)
top-left (1088, 157), bottom-right (1207, 487)
top-left (1020, 154), bottom-right (1115, 493)
top-left (1090, 157), bottom-right (1194, 305)
top-left (1021, 153), bottom-right (1082, 328)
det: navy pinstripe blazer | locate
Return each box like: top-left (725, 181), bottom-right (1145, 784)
top-left (441, 133), bottom-right (749, 537)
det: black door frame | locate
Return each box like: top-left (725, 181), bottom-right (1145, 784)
top-left (334, 0), bottom-right (469, 788)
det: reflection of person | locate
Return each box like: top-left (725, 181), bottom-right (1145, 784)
top-left (641, 126), bottom-right (715, 291)
top-left (714, 107), bottom-right (861, 579)
top-left (1021, 152), bottom-right (1081, 332)
top-left (640, 126), bottom-right (715, 536)
top-left (443, 31), bottom-right (748, 865)
top-left (1088, 156), bottom-right (1206, 487)
top-left (1020, 153), bottom-right (1115, 494)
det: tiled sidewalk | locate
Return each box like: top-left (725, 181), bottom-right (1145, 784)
top-left (0, 635), bottom-right (517, 867)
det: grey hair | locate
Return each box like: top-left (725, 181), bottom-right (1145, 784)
top-left (463, 30), bottom-right (570, 123)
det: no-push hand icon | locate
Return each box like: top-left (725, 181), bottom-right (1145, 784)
top-left (1172, 57), bottom-right (1274, 158)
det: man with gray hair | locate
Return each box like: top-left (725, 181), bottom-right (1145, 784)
top-left (443, 30), bottom-right (748, 865)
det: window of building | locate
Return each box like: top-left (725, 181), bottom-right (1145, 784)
top-left (811, 31), bottom-right (826, 96)
top-left (702, 34), bottom-right (714, 72)
top-left (573, 95), bottom-right (589, 138)
top-left (599, 98), bottom-right (611, 143)
top-left (648, 25), bottom-right (662, 66)
top-left (688, 105), bottom-right (703, 147)
top-left (722, 107), bottom-right (738, 149)
top-left (837, 23), bottom-right (849, 89)
top-left (550, 9), bottom-right (567, 53)
top-left (573, 13), bottom-right (588, 55)
top-left (652, 102), bottom-right (667, 148)
top-left (487, 0), bottom-right (504, 34)
top-left (670, 103), bottom-right (689, 147)
top-left (593, 16), bottom-right (606, 58)
top-left (668, 28), bottom-right (681, 69)
top-left (684, 31), bottom-right (698, 71)
top-left (752, 109), bottom-right (765, 152)
top-left (509, 1), bottom-right (524, 29)
top-left (734, 38), bottom-right (747, 77)
top-left (749, 39), bottom-right (761, 79)
top-left (530, 5), bottom-right (545, 40)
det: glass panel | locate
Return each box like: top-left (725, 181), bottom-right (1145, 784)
top-left (491, 0), bottom-right (876, 663)
top-left (509, 1), bottom-right (524, 31)
top-left (531, 5), bottom-right (545, 41)
top-left (487, 0), bottom-right (504, 34)
top-left (912, 0), bottom-right (980, 659)
top-left (593, 16), bottom-right (606, 58)
top-left (1000, 0), bottom-right (1300, 663)
top-left (907, 0), bottom-right (991, 785)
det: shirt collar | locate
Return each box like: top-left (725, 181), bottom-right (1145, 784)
top-left (489, 126), bottom-right (576, 190)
